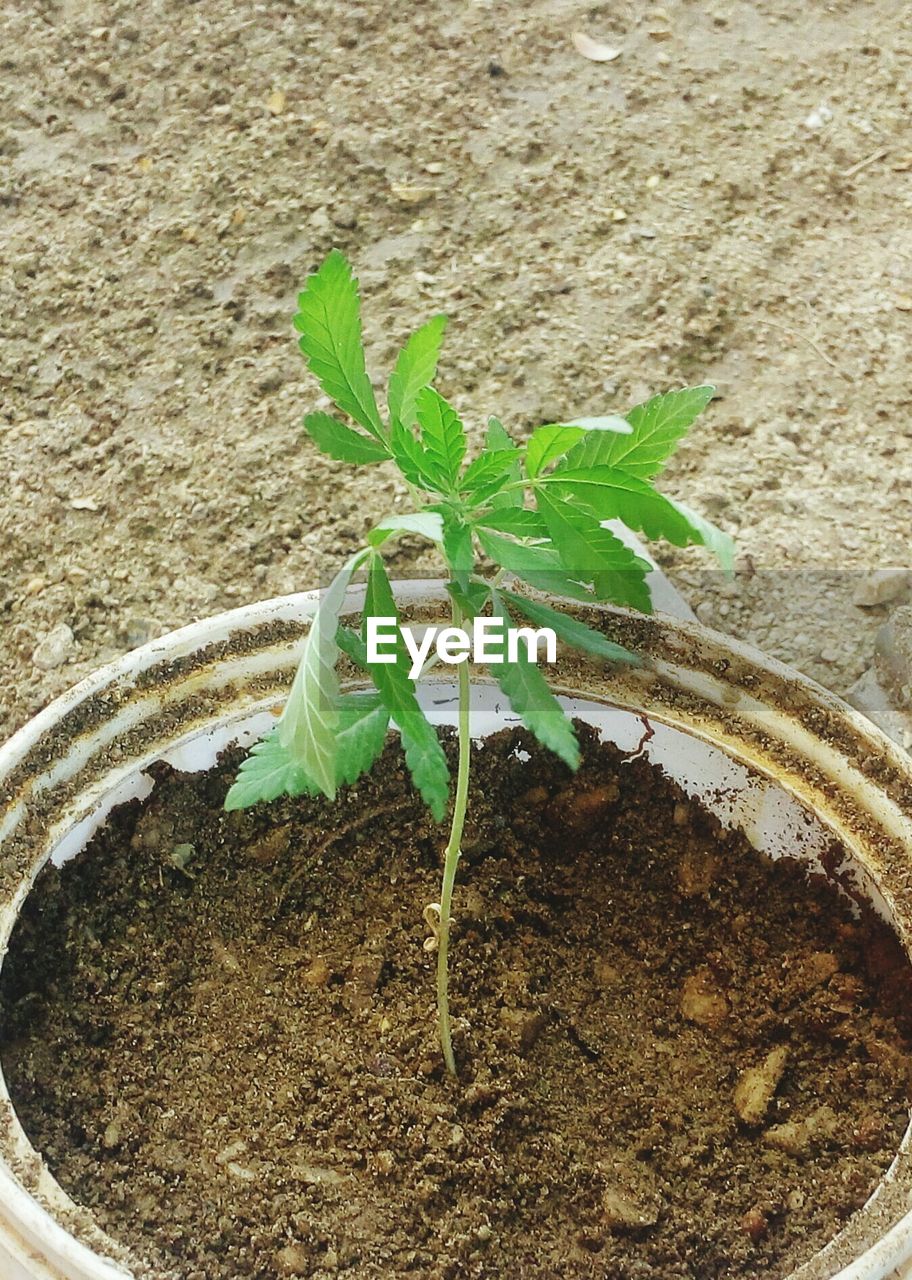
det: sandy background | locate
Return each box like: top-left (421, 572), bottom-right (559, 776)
top-left (2, 0), bottom-right (911, 740)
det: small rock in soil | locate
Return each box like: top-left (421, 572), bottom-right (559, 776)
top-left (680, 966), bottom-right (730, 1028)
top-left (676, 845), bottom-right (720, 897)
top-left (601, 1186), bottom-right (659, 1232)
top-left (546, 783), bottom-right (619, 830)
top-left (763, 1119), bottom-right (810, 1156)
top-left (275, 1243), bottom-right (312, 1275)
top-left (875, 605), bottom-right (912, 702)
top-left (734, 1045), bottom-right (789, 1125)
top-left (345, 951), bottom-right (384, 1012)
top-left (31, 622), bottom-right (75, 670)
top-left (498, 1007), bottom-right (549, 1055)
top-left (741, 1206), bottom-right (769, 1242)
top-left (853, 569), bottom-right (911, 608)
top-left (246, 824), bottom-right (291, 865)
top-left (303, 956), bottom-right (332, 988)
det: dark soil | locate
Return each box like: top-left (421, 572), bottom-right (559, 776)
top-left (2, 725), bottom-right (912, 1280)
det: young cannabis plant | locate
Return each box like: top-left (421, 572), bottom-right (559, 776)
top-left (225, 249), bottom-right (733, 1076)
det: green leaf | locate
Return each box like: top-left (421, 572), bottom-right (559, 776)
top-left (547, 466), bottom-right (731, 563)
top-left (446, 579), bottom-right (490, 619)
top-left (459, 450), bottom-right (520, 506)
top-left (437, 509), bottom-right (474, 590)
top-left (500, 590), bottom-right (639, 666)
top-left (474, 508), bottom-right (549, 539)
top-left (224, 692), bottom-right (390, 811)
top-left (546, 467), bottom-right (697, 546)
top-left (367, 511), bottom-right (445, 547)
top-left (535, 489), bottom-right (653, 612)
top-left (476, 528), bottom-right (597, 602)
top-left (415, 387), bottom-right (466, 492)
top-left (334, 692), bottom-right (391, 786)
top-left (336, 624), bottom-right (369, 670)
top-left (277, 554), bottom-right (365, 800)
top-left (302, 412), bottom-right (389, 465)
top-left (224, 728), bottom-right (317, 810)
top-left (665, 498), bottom-right (735, 573)
top-left (485, 417), bottom-right (522, 508)
top-left (388, 314), bottom-right (447, 430)
top-left (561, 385), bottom-right (715, 479)
top-left (526, 425), bottom-right (585, 478)
top-left (293, 251), bottom-right (385, 439)
top-left (488, 592), bottom-right (580, 770)
top-left (362, 554), bottom-right (450, 820)
top-left (390, 418), bottom-right (438, 491)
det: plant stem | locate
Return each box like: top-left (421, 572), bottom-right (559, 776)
top-left (436, 611), bottom-right (472, 1077)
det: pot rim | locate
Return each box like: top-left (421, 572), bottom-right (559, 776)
top-left (1, 582), bottom-right (911, 1280)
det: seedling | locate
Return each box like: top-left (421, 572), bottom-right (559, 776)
top-left (225, 250), bottom-right (732, 1076)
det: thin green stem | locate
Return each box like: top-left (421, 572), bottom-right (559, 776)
top-left (436, 607), bottom-right (472, 1077)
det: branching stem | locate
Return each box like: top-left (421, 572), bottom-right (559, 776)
top-left (435, 604), bottom-right (472, 1077)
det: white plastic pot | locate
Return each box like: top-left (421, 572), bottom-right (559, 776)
top-left (1, 583), bottom-right (911, 1280)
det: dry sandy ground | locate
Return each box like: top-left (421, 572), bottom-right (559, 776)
top-left (2, 0), bottom-right (911, 740)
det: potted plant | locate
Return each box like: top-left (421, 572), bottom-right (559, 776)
top-left (0, 255), bottom-right (911, 1280)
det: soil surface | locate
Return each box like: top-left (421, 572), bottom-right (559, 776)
top-left (3, 726), bottom-right (912, 1280)
top-left (2, 0), bottom-right (912, 741)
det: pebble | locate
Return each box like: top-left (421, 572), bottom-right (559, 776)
top-left (875, 605), bottom-right (912, 700)
top-left (32, 622), bottom-right (75, 670)
top-left (680, 967), bottom-right (730, 1028)
top-left (741, 1206), bottom-right (768, 1242)
top-left (303, 956), bottom-right (332, 989)
top-left (274, 1244), bottom-right (312, 1275)
top-left (763, 1119), bottom-right (809, 1156)
top-left (804, 103), bottom-right (833, 129)
top-left (853, 569), bottom-right (910, 607)
top-left (546, 783), bottom-right (619, 830)
top-left (734, 1045), bottom-right (789, 1125)
top-left (247, 824), bottom-right (291, 865)
top-left (601, 1186), bottom-right (659, 1231)
top-left (676, 847), bottom-right (720, 897)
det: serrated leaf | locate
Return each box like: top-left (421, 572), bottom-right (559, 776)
top-left (546, 466), bottom-right (731, 562)
top-left (476, 527), bottom-right (595, 602)
top-left (303, 412), bottom-right (390, 465)
top-left (474, 508), bottom-right (549, 539)
top-left (485, 417), bottom-right (522, 508)
top-left (334, 692), bottom-right (391, 785)
top-left (536, 489), bottom-right (653, 612)
top-left (459, 449), bottom-right (520, 506)
top-left (415, 387), bottom-right (466, 492)
top-left (546, 466), bottom-right (697, 546)
top-left (488, 592), bottom-right (580, 770)
top-left (388, 314), bottom-right (447, 430)
top-left (224, 729), bottom-right (318, 810)
top-left (500, 590), bottom-right (639, 665)
top-left (390, 418), bottom-right (438, 491)
top-left (526, 425), bottom-right (585, 478)
top-left (561, 385), bottom-right (715, 479)
top-left (293, 251), bottom-right (384, 439)
top-left (362, 554), bottom-right (450, 820)
top-left (368, 511), bottom-right (444, 546)
top-left (224, 693), bottom-right (390, 811)
top-left (277, 554), bottom-right (365, 799)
